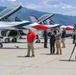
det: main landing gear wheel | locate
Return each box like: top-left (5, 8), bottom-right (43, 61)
top-left (35, 40), bottom-right (41, 43)
top-left (5, 38), bottom-right (10, 43)
top-left (11, 38), bottom-right (17, 42)
top-left (0, 43), bottom-right (3, 48)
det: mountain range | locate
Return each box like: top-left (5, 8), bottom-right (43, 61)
top-left (0, 6), bottom-right (76, 25)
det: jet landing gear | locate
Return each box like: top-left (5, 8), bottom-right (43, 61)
top-left (35, 39), bottom-right (41, 43)
top-left (0, 43), bottom-right (3, 48)
top-left (35, 35), bottom-right (41, 43)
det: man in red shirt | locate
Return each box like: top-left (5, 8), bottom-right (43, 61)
top-left (25, 29), bottom-right (36, 57)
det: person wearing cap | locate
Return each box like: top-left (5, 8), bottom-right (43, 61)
top-left (25, 29), bottom-right (36, 57)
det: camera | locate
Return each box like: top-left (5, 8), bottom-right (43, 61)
top-left (53, 30), bottom-right (56, 34)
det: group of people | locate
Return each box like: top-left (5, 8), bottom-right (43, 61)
top-left (25, 27), bottom-right (66, 57)
top-left (49, 28), bottom-right (66, 55)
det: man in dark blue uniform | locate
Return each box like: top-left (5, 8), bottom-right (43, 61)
top-left (49, 29), bottom-right (56, 54)
top-left (43, 30), bottom-right (48, 48)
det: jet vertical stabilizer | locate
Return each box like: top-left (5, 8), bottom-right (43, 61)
top-left (30, 15), bottom-right (38, 22)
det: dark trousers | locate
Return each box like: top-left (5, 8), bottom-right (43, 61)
top-left (73, 38), bottom-right (75, 44)
top-left (50, 39), bottom-right (55, 54)
top-left (44, 37), bottom-right (48, 48)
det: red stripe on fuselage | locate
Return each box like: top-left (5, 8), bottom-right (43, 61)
top-left (32, 24), bottom-right (49, 30)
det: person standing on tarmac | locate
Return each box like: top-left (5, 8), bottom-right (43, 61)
top-left (72, 28), bottom-right (76, 44)
top-left (55, 28), bottom-right (62, 55)
top-left (43, 30), bottom-right (48, 48)
top-left (49, 29), bottom-right (56, 54)
top-left (61, 27), bottom-right (66, 48)
top-left (25, 29), bottom-right (36, 57)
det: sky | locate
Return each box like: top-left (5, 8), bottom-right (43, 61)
top-left (0, 0), bottom-right (76, 16)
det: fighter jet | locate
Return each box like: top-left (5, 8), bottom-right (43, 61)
top-left (0, 5), bottom-right (49, 48)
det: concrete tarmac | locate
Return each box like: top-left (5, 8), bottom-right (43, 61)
top-left (0, 37), bottom-right (76, 75)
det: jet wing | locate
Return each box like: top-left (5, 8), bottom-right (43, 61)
top-left (38, 13), bottom-right (54, 23)
top-left (0, 5), bottom-right (22, 21)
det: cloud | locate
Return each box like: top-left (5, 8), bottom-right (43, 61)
top-left (60, 2), bottom-right (75, 9)
top-left (7, 0), bottom-right (16, 2)
top-left (41, 0), bottom-right (76, 9)
top-left (24, 0), bottom-right (76, 10)
top-left (25, 4), bottom-right (40, 9)
top-left (24, 0), bottom-right (55, 9)
top-left (64, 11), bottom-right (76, 16)
top-left (23, 0), bottom-right (76, 16)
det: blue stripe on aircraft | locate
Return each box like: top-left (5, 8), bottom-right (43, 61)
top-left (14, 22), bottom-right (32, 27)
top-left (52, 25), bottom-right (62, 28)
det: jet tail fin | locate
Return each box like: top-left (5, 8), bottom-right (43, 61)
top-left (30, 15), bottom-right (38, 22)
